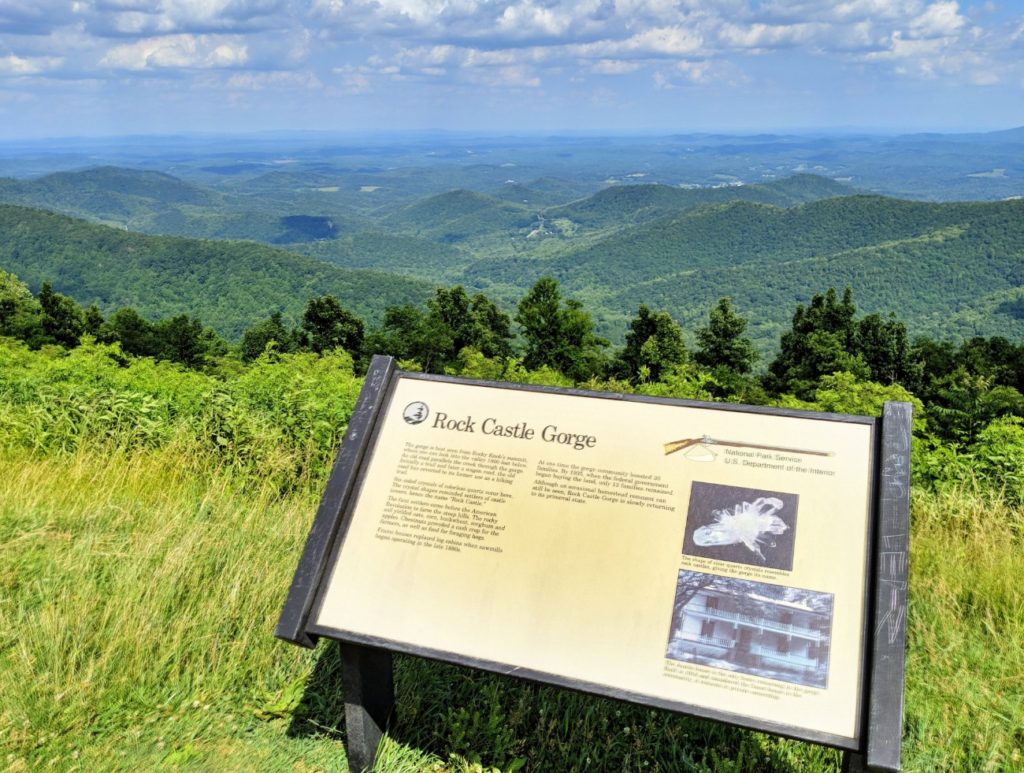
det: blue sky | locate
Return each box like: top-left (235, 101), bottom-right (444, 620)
top-left (0, 0), bottom-right (1021, 138)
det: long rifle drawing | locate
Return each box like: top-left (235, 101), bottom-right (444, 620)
top-left (663, 435), bottom-right (833, 457)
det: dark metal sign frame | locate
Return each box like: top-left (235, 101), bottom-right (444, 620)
top-left (276, 355), bottom-right (910, 772)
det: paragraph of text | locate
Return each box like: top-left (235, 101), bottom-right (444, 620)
top-left (530, 461), bottom-right (676, 512)
top-left (397, 442), bottom-right (528, 484)
top-left (374, 443), bottom-right (528, 553)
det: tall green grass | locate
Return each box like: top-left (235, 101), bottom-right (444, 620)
top-left (1, 338), bottom-right (1021, 771)
top-left (0, 447), bottom-right (342, 771)
top-left (904, 487), bottom-right (1024, 770)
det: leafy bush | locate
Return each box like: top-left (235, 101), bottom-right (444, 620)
top-left (0, 338), bottom-right (361, 492)
top-left (962, 416), bottom-right (1024, 505)
top-left (808, 371), bottom-right (925, 427)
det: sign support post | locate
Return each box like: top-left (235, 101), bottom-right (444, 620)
top-left (844, 401), bottom-right (912, 772)
top-left (341, 643), bottom-right (395, 772)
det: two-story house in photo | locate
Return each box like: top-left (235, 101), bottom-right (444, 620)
top-left (666, 577), bottom-right (833, 688)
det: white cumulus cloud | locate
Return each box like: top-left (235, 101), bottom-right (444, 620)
top-left (628, 25), bottom-right (705, 56)
top-left (100, 33), bottom-right (248, 69)
top-left (718, 21), bottom-right (824, 49)
top-left (90, 0), bottom-right (286, 35)
top-left (496, 1), bottom-right (573, 39)
top-left (0, 53), bottom-right (64, 75)
top-left (907, 0), bottom-right (965, 39)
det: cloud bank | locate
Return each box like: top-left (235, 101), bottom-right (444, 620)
top-left (0, 1), bottom-right (1018, 133)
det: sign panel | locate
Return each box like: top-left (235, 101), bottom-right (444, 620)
top-left (304, 370), bottom-right (877, 746)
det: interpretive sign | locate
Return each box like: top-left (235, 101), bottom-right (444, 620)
top-left (277, 356), bottom-right (911, 772)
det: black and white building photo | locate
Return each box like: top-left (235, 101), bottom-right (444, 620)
top-left (666, 571), bottom-right (834, 688)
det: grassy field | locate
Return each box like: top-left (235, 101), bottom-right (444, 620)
top-left (1, 341), bottom-right (1022, 771)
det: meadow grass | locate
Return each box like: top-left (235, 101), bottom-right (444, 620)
top-left (0, 446), bottom-right (339, 771)
top-left (903, 487), bottom-right (1024, 771)
top-left (2, 442), bottom-right (1021, 772)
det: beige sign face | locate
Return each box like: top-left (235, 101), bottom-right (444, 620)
top-left (313, 377), bottom-right (874, 741)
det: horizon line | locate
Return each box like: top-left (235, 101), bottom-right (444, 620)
top-left (0, 124), bottom-right (1021, 145)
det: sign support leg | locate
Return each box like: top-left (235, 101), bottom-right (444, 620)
top-left (341, 643), bottom-right (395, 772)
top-left (842, 750), bottom-right (867, 772)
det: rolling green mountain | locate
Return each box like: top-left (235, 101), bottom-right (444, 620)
top-left (0, 166), bottom-right (372, 244)
top-left (463, 194), bottom-right (1024, 346)
top-left (366, 174), bottom-right (855, 264)
top-left (544, 173), bottom-right (852, 229)
top-left (0, 205), bottom-right (434, 338)
top-left (2, 160), bottom-right (1022, 353)
top-left (466, 195), bottom-right (972, 289)
top-left (0, 164), bottom-right (876, 273)
top-left (0, 166), bottom-right (218, 223)
top-left (490, 177), bottom-right (597, 207)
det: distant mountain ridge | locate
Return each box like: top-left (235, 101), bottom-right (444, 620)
top-left (0, 164), bottom-right (854, 246)
top-left (466, 194), bottom-right (974, 290)
top-left (368, 173), bottom-right (855, 259)
top-left (0, 166), bottom-right (371, 244)
top-left (544, 174), bottom-right (852, 229)
top-left (0, 204), bottom-right (433, 338)
top-left (0, 166), bottom-right (218, 222)
top-left (383, 188), bottom-right (533, 242)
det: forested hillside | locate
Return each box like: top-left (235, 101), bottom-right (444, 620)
top-left (300, 232), bottom-right (467, 280)
top-left (383, 189), bottom-right (536, 243)
top-left (0, 166), bottom-right (220, 227)
top-left (0, 166), bottom-right (374, 243)
top-left (0, 205), bottom-right (433, 337)
top-left (0, 166), bottom-right (856, 274)
top-left (544, 173), bottom-right (851, 229)
top-left (464, 195), bottom-right (1024, 345)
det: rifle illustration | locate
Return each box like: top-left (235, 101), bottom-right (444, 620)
top-left (663, 434), bottom-right (833, 458)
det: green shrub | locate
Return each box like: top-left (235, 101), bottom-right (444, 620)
top-left (0, 338), bottom-right (361, 492)
top-left (964, 416), bottom-right (1024, 505)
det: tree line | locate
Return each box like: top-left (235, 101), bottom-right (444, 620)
top-left (3, 268), bottom-right (1023, 447)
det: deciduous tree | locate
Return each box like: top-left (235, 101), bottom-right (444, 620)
top-left (516, 277), bottom-right (607, 381)
top-left (694, 297), bottom-right (756, 375)
top-left (617, 304), bottom-right (687, 383)
top-left (155, 314), bottom-right (206, 367)
top-left (106, 307), bottom-right (159, 358)
top-left (300, 295), bottom-right (364, 355)
top-left (38, 282), bottom-right (86, 348)
top-left (241, 312), bottom-right (295, 362)
top-left (426, 286), bottom-right (514, 363)
top-left (856, 312), bottom-right (913, 385)
top-left (766, 287), bottom-right (866, 396)
top-left (0, 270), bottom-right (42, 343)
